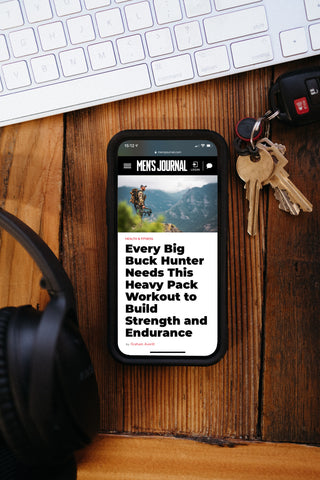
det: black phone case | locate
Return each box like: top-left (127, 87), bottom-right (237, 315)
top-left (106, 129), bottom-right (228, 365)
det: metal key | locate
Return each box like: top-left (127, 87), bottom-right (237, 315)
top-left (256, 138), bottom-right (300, 215)
top-left (274, 188), bottom-right (300, 215)
top-left (236, 149), bottom-right (274, 236)
top-left (257, 139), bottom-right (313, 214)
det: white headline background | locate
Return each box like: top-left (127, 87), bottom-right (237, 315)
top-left (118, 232), bottom-right (218, 356)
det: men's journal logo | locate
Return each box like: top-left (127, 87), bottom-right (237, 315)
top-left (137, 160), bottom-right (187, 172)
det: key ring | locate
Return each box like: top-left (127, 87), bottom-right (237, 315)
top-left (250, 109), bottom-right (280, 150)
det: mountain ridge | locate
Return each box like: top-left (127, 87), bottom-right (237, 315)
top-left (118, 183), bottom-right (218, 232)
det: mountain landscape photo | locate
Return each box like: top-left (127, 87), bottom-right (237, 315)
top-left (118, 182), bottom-right (218, 232)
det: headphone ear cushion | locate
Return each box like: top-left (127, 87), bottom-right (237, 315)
top-left (0, 307), bottom-right (32, 462)
top-left (0, 304), bottom-right (99, 469)
top-left (0, 306), bottom-right (60, 466)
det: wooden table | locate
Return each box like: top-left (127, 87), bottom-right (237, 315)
top-left (0, 55), bottom-right (319, 477)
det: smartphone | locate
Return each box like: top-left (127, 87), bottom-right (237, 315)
top-left (107, 130), bottom-right (228, 365)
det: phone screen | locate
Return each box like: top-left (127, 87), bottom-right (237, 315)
top-left (107, 130), bottom-right (228, 365)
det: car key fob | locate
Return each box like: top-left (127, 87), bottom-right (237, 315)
top-left (269, 67), bottom-right (320, 126)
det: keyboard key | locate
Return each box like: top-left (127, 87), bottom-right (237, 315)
top-left (175, 21), bottom-right (203, 51)
top-left (125, 2), bottom-right (154, 31)
top-left (0, 1), bottom-right (24, 29)
top-left (9, 28), bottom-right (38, 58)
top-left (3, 61), bottom-right (31, 89)
top-left (0, 35), bottom-right (10, 62)
top-left (195, 46), bottom-right (230, 76)
top-left (0, 65), bottom-right (151, 123)
top-left (24, 0), bottom-right (53, 23)
top-left (53, 0), bottom-right (82, 16)
top-left (304, 0), bottom-right (320, 20)
top-left (146, 28), bottom-right (174, 57)
top-left (67, 15), bottom-right (96, 44)
top-left (31, 54), bottom-right (60, 83)
top-left (204, 6), bottom-right (268, 43)
top-left (309, 23), bottom-right (320, 49)
top-left (117, 35), bottom-right (145, 63)
top-left (60, 48), bottom-right (88, 76)
top-left (84, 0), bottom-right (111, 9)
top-left (96, 9), bottom-right (124, 37)
top-left (154, 0), bottom-right (182, 24)
top-left (38, 22), bottom-right (67, 51)
top-left (88, 41), bottom-right (116, 69)
top-left (280, 27), bottom-right (308, 56)
top-left (152, 54), bottom-right (194, 86)
top-left (231, 35), bottom-right (273, 67)
top-left (214, 0), bottom-right (262, 10)
top-left (183, 0), bottom-right (211, 17)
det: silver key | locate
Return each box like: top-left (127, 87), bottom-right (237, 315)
top-left (274, 187), bottom-right (300, 215)
top-left (257, 138), bottom-right (299, 214)
top-left (257, 138), bottom-right (313, 214)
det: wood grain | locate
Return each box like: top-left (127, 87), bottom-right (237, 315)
top-left (262, 110), bottom-right (320, 444)
top-left (0, 116), bottom-right (64, 309)
top-left (259, 58), bottom-right (320, 443)
top-left (77, 435), bottom-right (320, 480)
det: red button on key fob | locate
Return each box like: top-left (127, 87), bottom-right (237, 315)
top-left (294, 97), bottom-right (309, 115)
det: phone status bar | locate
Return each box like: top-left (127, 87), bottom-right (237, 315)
top-left (118, 139), bottom-right (218, 157)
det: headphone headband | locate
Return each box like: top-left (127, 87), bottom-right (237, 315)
top-left (0, 208), bottom-right (74, 304)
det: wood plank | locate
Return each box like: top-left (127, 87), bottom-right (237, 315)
top-left (0, 116), bottom-right (64, 310)
top-left (261, 58), bottom-right (320, 443)
top-left (62, 66), bottom-right (273, 439)
top-left (261, 73), bottom-right (320, 442)
top-left (77, 435), bottom-right (320, 480)
top-left (61, 106), bottom-right (123, 432)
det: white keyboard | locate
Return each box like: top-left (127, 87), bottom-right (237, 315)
top-left (0, 0), bottom-right (319, 126)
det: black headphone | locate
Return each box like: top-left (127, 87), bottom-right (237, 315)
top-left (0, 208), bottom-right (99, 479)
